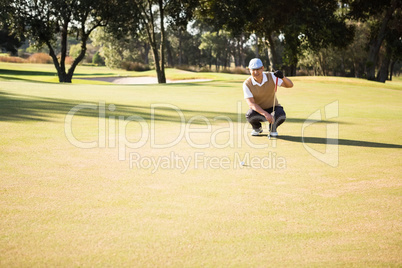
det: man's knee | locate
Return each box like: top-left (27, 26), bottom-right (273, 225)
top-left (274, 107), bottom-right (286, 124)
top-left (246, 109), bottom-right (263, 121)
top-left (277, 111), bottom-right (286, 120)
top-left (245, 109), bottom-right (257, 119)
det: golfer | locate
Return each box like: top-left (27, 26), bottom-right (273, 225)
top-left (243, 58), bottom-right (294, 137)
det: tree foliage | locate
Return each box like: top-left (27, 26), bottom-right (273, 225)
top-left (104, 0), bottom-right (199, 83)
top-left (0, 26), bottom-right (25, 55)
top-left (197, 0), bottom-right (354, 75)
top-left (348, 0), bottom-right (401, 81)
top-left (91, 28), bottom-right (149, 69)
top-left (2, 0), bottom-right (127, 82)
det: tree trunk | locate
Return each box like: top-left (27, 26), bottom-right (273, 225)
top-left (143, 43), bottom-right (150, 64)
top-left (366, 40), bottom-right (383, 81)
top-left (234, 38), bottom-right (239, 67)
top-left (60, 20), bottom-right (68, 81)
top-left (66, 34), bottom-right (88, 83)
top-left (340, 51), bottom-right (346, 76)
top-left (158, 0), bottom-right (166, 83)
top-left (151, 44), bottom-right (162, 82)
top-left (208, 49), bottom-right (212, 69)
top-left (47, 17), bottom-right (88, 83)
top-left (141, 0), bottom-right (166, 84)
top-left (389, 59), bottom-right (396, 81)
top-left (146, 22), bottom-right (162, 80)
top-left (377, 43), bottom-right (391, 83)
top-left (254, 34), bottom-right (259, 57)
top-left (178, 28), bottom-right (183, 66)
top-left (166, 40), bottom-right (174, 67)
top-left (47, 42), bottom-right (64, 82)
top-left (240, 34), bottom-right (246, 67)
top-left (47, 20), bottom-right (70, 82)
top-left (318, 52), bottom-right (326, 76)
top-left (224, 45), bottom-right (229, 68)
top-left (366, 0), bottom-right (397, 81)
top-left (266, 33), bottom-right (278, 69)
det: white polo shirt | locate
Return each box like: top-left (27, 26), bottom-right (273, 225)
top-left (243, 72), bottom-right (283, 99)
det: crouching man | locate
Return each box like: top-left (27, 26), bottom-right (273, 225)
top-left (243, 58), bottom-right (294, 137)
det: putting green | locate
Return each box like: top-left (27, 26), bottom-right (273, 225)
top-left (0, 65), bottom-right (401, 267)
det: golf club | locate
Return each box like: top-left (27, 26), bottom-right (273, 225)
top-left (268, 76), bottom-right (279, 139)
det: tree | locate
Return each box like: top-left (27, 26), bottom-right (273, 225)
top-left (199, 31), bottom-right (232, 71)
top-left (165, 0), bottom-right (199, 67)
top-left (0, 26), bottom-right (25, 55)
top-left (110, 0), bottom-right (197, 83)
top-left (198, 0), bottom-right (354, 75)
top-left (388, 28), bottom-right (402, 80)
top-left (91, 28), bottom-right (149, 69)
top-left (345, 21), bottom-right (371, 78)
top-left (280, 0), bottom-right (354, 76)
top-left (2, 0), bottom-right (126, 83)
top-left (348, 0), bottom-right (401, 81)
top-left (92, 51), bottom-right (105, 66)
top-left (197, 0), bottom-right (261, 66)
top-left (129, 0), bottom-right (166, 83)
top-left (199, 32), bottom-right (217, 70)
top-left (164, 25), bottom-right (202, 67)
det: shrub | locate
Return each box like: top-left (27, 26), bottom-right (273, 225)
top-left (0, 55), bottom-right (26, 63)
top-left (199, 66), bottom-right (212, 72)
top-left (28, 53), bottom-right (52, 64)
top-left (219, 67), bottom-right (248, 74)
top-left (219, 68), bottom-right (232, 74)
top-left (92, 52), bottom-right (105, 66)
top-left (69, 44), bottom-right (81, 58)
top-left (64, 56), bottom-right (74, 65)
top-left (296, 70), bottom-right (310, 76)
top-left (232, 67), bottom-right (248, 75)
top-left (18, 49), bottom-right (30, 59)
top-left (121, 61), bottom-right (150, 71)
top-left (176, 65), bottom-right (199, 72)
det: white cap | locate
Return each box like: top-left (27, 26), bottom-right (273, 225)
top-left (248, 58), bottom-right (263, 69)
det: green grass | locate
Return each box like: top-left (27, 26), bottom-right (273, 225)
top-left (0, 63), bottom-right (401, 267)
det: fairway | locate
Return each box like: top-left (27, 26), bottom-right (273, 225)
top-left (0, 65), bottom-right (401, 267)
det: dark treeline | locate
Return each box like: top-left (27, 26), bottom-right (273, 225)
top-left (0, 0), bottom-right (400, 83)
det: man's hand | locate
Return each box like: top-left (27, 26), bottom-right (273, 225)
top-left (246, 97), bottom-right (274, 123)
top-left (273, 70), bottom-right (284, 79)
top-left (263, 111), bottom-right (274, 123)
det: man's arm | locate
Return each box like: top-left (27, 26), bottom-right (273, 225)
top-left (281, 77), bottom-right (293, 88)
top-left (273, 70), bottom-right (293, 88)
top-left (245, 97), bottom-right (274, 123)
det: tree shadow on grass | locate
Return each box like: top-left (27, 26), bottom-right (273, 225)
top-left (0, 91), bottom-right (354, 126)
top-left (0, 75), bottom-right (58, 84)
top-left (0, 91), bottom-right (245, 124)
top-left (0, 69), bottom-right (116, 84)
top-left (0, 69), bottom-right (57, 76)
top-left (0, 68), bottom-right (115, 77)
top-left (277, 135), bottom-right (402, 149)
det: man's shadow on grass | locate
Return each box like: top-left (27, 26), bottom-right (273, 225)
top-left (276, 135), bottom-right (402, 149)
